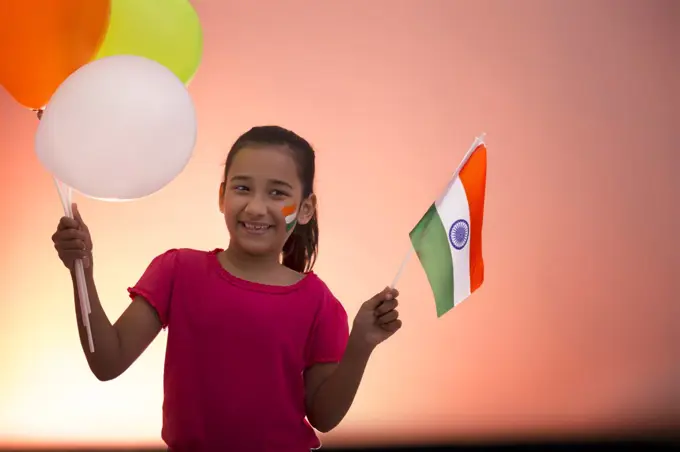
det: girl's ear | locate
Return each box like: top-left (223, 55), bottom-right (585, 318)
top-left (218, 182), bottom-right (226, 213)
top-left (296, 193), bottom-right (317, 225)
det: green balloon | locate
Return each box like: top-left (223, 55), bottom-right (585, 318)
top-left (95, 0), bottom-right (202, 84)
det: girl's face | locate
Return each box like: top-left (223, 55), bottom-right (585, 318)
top-left (220, 146), bottom-right (315, 258)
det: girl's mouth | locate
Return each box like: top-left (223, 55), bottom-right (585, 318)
top-left (239, 221), bottom-right (273, 234)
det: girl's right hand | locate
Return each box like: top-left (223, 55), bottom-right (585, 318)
top-left (51, 204), bottom-right (93, 270)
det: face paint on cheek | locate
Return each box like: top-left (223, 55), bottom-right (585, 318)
top-left (281, 204), bottom-right (297, 232)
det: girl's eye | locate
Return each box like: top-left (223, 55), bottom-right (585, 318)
top-left (233, 185), bottom-right (249, 192)
top-left (271, 189), bottom-right (288, 197)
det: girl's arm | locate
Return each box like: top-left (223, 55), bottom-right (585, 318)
top-left (74, 265), bottom-right (162, 381)
top-left (304, 287), bottom-right (401, 433)
top-left (304, 333), bottom-right (373, 433)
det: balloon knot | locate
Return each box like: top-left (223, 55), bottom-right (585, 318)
top-left (35, 109), bottom-right (43, 120)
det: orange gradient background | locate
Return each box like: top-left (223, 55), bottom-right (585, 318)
top-left (0, 0), bottom-right (678, 449)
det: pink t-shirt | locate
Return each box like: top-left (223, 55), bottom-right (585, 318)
top-left (127, 248), bottom-right (350, 452)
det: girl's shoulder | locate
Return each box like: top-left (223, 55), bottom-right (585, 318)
top-left (142, 247), bottom-right (220, 279)
top-left (301, 273), bottom-right (346, 312)
top-left (149, 247), bottom-right (221, 264)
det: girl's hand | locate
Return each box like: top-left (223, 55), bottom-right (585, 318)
top-left (351, 287), bottom-right (402, 350)
top-left (51, 203), bottom-right (93, 270)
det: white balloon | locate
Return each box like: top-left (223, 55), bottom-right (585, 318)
top-left (35, 55), bottom-right (197, 201)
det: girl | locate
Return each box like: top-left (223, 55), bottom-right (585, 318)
top-left (51, 126), bottom-right (402, 452)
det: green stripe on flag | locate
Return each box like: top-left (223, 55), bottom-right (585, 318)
top-left (409, 203), bottom-right (455, 317)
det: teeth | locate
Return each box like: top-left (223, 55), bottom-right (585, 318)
top-left (243, 222), bottom-right (269, 230)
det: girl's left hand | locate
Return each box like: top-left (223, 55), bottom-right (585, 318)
top-left (351, 287), bottom-right (402, 350)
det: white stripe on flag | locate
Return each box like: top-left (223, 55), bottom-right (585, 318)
top-left (435, 177), bottom-right (471, 305)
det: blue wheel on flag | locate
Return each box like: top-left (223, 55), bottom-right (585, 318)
top-left (449, 219), bottom-right (469, 250)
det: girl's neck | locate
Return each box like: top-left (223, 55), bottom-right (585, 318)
top-left (222, 245), bottom-right (281, 275)
top-left (219, 244), bottom-right (305, 287)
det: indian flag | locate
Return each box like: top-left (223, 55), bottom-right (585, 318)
top-left (410, 138), bottom-right (487, 317)
top-left (282, 204), bottom-right (297, 232)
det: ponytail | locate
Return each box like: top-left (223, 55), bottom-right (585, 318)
top-left (282, 211), bottom-right (318, 273)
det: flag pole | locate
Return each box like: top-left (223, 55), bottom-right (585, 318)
top-left (389, 133), bottom-right (486, 289)
top-left (389, 246), bottom-right (414, 289)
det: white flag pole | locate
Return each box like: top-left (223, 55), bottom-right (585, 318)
top-left (389, 133), bottom-right (486, 289)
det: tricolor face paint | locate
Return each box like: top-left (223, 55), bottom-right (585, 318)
top-left (282, 204), bottom-right (297, 232)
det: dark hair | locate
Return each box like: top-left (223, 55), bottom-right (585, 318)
top-left (223, 126), bottom-right (318, 273)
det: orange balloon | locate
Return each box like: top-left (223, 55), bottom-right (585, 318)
top-left (0, 0), bottom-right (111, 110)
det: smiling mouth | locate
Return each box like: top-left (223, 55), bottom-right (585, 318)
top-left (239, 221), bottom-right (273, 233)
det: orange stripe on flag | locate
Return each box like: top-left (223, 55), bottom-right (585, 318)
top-left (281, 204), bottom-right (296, 217)
top-left (458, 144), bottom-right (487, 292)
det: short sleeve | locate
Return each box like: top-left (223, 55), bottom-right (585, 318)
top-left (304, 286), bottom-right (350, 368)
top-left (127, 249), bottom-right (179, 329)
